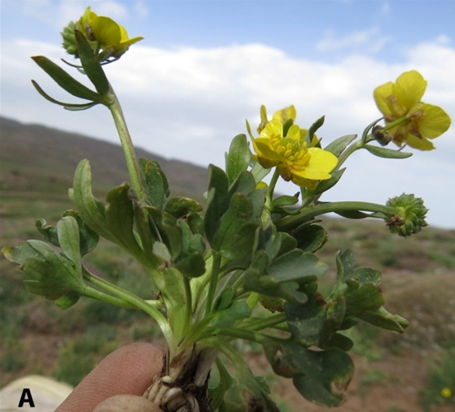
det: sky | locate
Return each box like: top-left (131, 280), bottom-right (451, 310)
top-left (1, 0), bottom-right (454, 228)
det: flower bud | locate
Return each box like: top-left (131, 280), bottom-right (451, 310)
top-left (385, 193), bottom-right (428, 237)
top-left (372, 125), bottom-right (392, 146)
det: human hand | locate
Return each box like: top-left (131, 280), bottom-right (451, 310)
top-left (56, 343), bottom-right (163, 412)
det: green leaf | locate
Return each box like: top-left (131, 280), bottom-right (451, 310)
top-left (228, 171), bottom-right (256, 198)
top-left (359, 307), bottom-right (409, 333)
top-left (264, 339), bottom-right (354, 406)
top-left (35, 219), bottom-right (59, 247)
top-left (331, 250), bottom-right (408, 332)
top-left (72, 159), bottom-right (109, 238)
top-left (306, 115), bottom-right (325, 143)
top-left (267, 250), bottom-right (328, 283)
top-left (31, 80), bottom-right (99, 110)
top-left (271, 195), bottom-right (299, 209)
top-left (55, 290), bottom-right (80, 310)
top-left (140, 159), bottom-right (169, 210)
top-left (212, 193), bottom-right (258, 260)
top-left (147, 207), bottom-right (183, 260)
top-left (243, 266), bottom-right (308, 305)
top-left (105, 184), bottom-right (142, 254)
top-left (174, 253), bottom-right (205, 278)
top-left (209, 300), bottom-right (251, 328)
top-left (226, 134), bottom-right (251, 185)
top-left (285, 296), bottom-right (346, 348)
top-left (204, 165), bottom-right (232, 244)
top-left (250, 159), bottom-right (271, 184)
top-left (31, 56), bottom-right (102, 102)
top-left (336, 249), bottom-right (357, 281)
top-left (364, 144), bottom-right (413, 159)
top-left (164, 197), bottom-right (202, 219)
top-left (292, 224), bottom-right (328, 253)
top-left (325, 134), bottom-right (357, 157)
top-left (57, 216), bottom-right (81, 270)
top-left (74, 30), bottom-right (110, 96)
top-left (63, 210), bottom-right (99, 256)
top-left (2, 240), bottom-right (86, 301)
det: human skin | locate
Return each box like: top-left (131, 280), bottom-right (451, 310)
top-left (56, 343), bottom-right (164, 412)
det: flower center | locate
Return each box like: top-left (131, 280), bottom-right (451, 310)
top-left (273, 137), bottom-right (311, 171)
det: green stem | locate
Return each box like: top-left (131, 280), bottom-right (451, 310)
top-left (334, 140), bottom-right (364, 171)
top-left (265, 168), bottom-right (280, 208)
top-left (206, 253), bottom-right (222, 315)
top-left (201, 327), bottom-right (267, 344)
top-left (276, 201), bottom-right (394, 231)
top-left (183, 277), bottom-right (192, 335)
top-left (382, 115), bottom-right (409, 132)
top-left (82, 285), bottom-right (162, 310)
top-left (242, 313), bottom-right (287, 332)
top-left (107, 85), bottom-right (143, 198)
top-left (83, 269), bottom-right (175, 349)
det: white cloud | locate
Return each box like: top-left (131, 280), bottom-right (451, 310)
top-left (134, 0), bottom-right (149, 18)
top-left (381, 1), bottom-right (390, 15)
top-left (1, 37), bottom-right (454, 227)
top-left (315, 27), bottom-right (391, 54)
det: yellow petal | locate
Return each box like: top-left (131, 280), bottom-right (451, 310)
top-left (374, 81), bottom-right (395, 117)
top-left (406, 134), bottom-right (435, 150)
top-left (286, 124), bottom-right (301, 141)
top-left (417, 103), bottom-right (451, 138)
top-left (90, 16), bottom-right (121, 47)
top-left (260, 119), bottom-right (283, 140)
top-left (394, 70), bottom-right (427, 110)
top-left (294, 148), bottom-right (337, 180)
top-left (253, 138), bottom-right (282, 165)
top-left (272, 105), bottom-right (296, 124)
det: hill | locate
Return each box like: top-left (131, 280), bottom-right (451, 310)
top-left (0, 116), bottom-right (208, 200)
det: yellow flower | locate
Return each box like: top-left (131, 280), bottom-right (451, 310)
top-left (79, 7), bottom-right (143, 58)
top-left (441, 387), bottom-right (452, 398)
top-left (374, 70), bottom-right (451, 150)
top-left (251, 118), bottom-right (337, 189)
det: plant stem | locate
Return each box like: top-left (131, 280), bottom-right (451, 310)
top-left (276, 201), bottom-right (394, 231)
top-left (334, 140), bottom-right (364, 171)
top-left (201, 327), bottom-right (267, 344)
top-left (107, 85), bottom-right (143, 198)
top-left (242, 313), bottom-right (287, 332)
top-left (206, 253), bottom-right (222, 315)
top-left (265, 168), bottom-right (280, 208)
top-left (83, 268), bottom-right (175, 348)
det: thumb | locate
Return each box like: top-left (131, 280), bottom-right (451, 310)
top-left (93, 394), bottom-right (163, 412)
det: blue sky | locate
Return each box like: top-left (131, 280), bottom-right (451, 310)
top-left (1, 0), bottom-right (454, 228)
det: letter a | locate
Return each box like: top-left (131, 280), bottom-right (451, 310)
top-left (18, 388), bottom-right (35, 407)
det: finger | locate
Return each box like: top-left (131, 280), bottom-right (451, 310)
top-left (93, 394), bottom-right (163, 412)
top-left (57, 343), bottom-right (163, 412)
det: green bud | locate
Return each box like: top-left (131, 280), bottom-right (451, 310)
top-left (61, 21), bottom-right (78, 56)
top-left (385, 193), bottom-right (428, 237)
